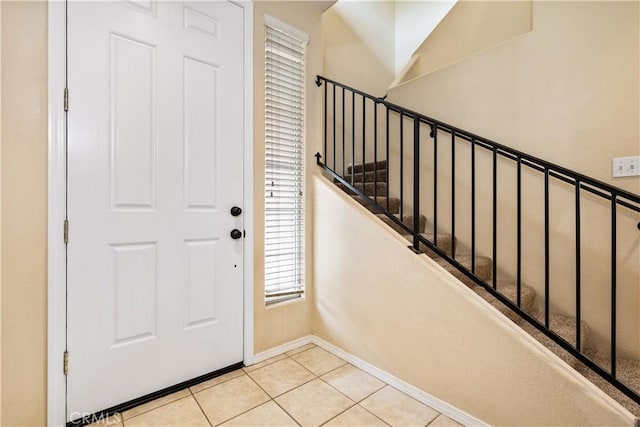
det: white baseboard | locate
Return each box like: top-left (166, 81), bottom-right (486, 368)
top-left (251, 335), bottom-right (313, 364)
top-left (251, 335), bottom-right (486, 426)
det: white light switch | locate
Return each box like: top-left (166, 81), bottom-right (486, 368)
top-left (612, 156), bottom-right (640, 178)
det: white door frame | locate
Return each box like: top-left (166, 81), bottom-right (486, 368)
top-left (47, 1), bottom-right (254, 424)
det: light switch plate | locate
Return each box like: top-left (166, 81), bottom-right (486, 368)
top-left (612, 156), bottom-right (640, 178)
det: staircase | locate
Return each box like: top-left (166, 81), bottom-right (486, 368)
top-left (338, 159), bottom-right (640, 416)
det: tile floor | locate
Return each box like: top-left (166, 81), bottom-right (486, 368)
top-left (89, 343), bottom-right (464, 427)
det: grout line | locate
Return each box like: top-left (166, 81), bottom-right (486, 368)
top-left (317, 375), bottom-right (360, 403)
top-left (206, 376), bottom-right (273, 426)
top-left (426, 414), bottom-right (447, 427)
top-left (359, 403), bottom-right (392, 427)
top-left (317, 401), bottom-right (358, 426)
top-left (243, 371), bottom-right (302, 426)
top-left (270, 397), bottom-right (303, 427)
top-left (244, 353), bottom-right (319, 399)
top-left (190, 392), bottom-right (214, 427)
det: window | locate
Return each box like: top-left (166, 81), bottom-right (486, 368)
top-left (264, 17), bottom-right (308, 305)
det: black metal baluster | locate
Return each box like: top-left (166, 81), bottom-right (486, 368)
top-left (575, 180), bottom-right (581, 351)
top-left (544, 168), bottom-right (550, 328)
top-left (492, 148), bottom-right (498, 290)
top-left (451, 131), bottom-right (456, 259)
top-left (412, 118), bottom-right (421, 252)
top-left (433, 124), bottom-right (438, 247)
top-left (351, 91), bottom-right (355, 186)
top-left (362, 96), bottom-right (366, 190)
top-left (342, 87), bottom-right (345, 177)
top-left (386, 107), bottom-right (390, 211)
top-left (471, 139), bottom-right (476, 275)
top-left (517, 158), bottom-right (522, 307)
top-left (323, 82), bottom-right (327, 159)
top-left (374, 102), bottom-right (378, 200)
top-left (400, 113), bottom-right (404, 219)
top-left (332, 83), bottom-right (336, 171)
top-left (611, 194), bottom-right (617, 377)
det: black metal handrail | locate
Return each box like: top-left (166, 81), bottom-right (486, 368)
top-left (315, 74), bottom-right (640, 405)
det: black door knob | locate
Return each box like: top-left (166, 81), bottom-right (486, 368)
top-left (230, 229), bottom-right (242, 239)
top-left (230, 206), bottom-right (242, 216)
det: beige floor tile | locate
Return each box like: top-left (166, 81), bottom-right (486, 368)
top-left (321, 364), bottom-right (385, 402)
top-left (323, 405), bottom-right (388, 426)
top-left (247, 357), bottom-right (316, 397)
top-left (290, 347), bottom-right (346, 376)
top-left (220, 401), bottom-right (298, 427)
top-left (275, 378), bottom-right (354, 427)
top-left (360, 386), bottom-right (439, 427)
top-left (243, 353), bottom-right (288, 373)
top-left (285, 343), bottom-right (316, 356)
top-left (194, 374), bottom-right (270, 425)
top-left (428, 414), bottom-right (463, 427)
top-left (125, 396), bottom-right (209, 426)
top-left (190, 369), bottom-right (245, 393)
top-left (122, 389), bottom-right (191, 420)
top-left (86, 413), bottom-right (123, 427)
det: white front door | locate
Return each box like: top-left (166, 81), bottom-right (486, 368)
top-left (67, 1), bottom-right (245, 418)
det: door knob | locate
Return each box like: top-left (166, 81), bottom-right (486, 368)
top-left (230, 206), bottom-right (242, 216)
top-left (230, 229), bottom-right (242, 239)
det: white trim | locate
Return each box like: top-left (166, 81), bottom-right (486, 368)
top-left (238, 0), bottom-right (255, 368)
top-left (47, 1), bottom-right (255, 423)
top-left (263, 15), bottom-right (309, 44)
top-left (47, 1), bottom-right (67, 425)
top-left (251, 335), bottom-right (313, 365)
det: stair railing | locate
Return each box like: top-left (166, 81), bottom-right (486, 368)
top-left (314, 75), bottom-right (640, 405)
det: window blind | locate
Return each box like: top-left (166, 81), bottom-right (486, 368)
top-left (264, 20), bottom-right (307, 305)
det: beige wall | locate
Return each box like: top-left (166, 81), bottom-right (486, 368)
top-left (252, 1), bottom-right (325, 353)
top-left (394, 0), bottom-right (456, 74)
top-left (322, 1), bottom-right (395, 95)
top-left (322, 3), bottom-right (395, 179)
top-left (386, 1), bottom-right (639, 360)
top-left (390, 0), bottom-right (639, 192)
top-left (404, 0), bottom-right (532, 81)
top-left (1, 1), bottom-right (48, 426)
top-left (312, 174), bottom-right (635, 426)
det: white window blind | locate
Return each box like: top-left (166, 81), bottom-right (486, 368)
top-left (264, 19), bottom-right (307, 305)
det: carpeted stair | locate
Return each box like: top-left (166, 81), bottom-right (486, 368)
top-left (335, 160), bottom-right (640, 417)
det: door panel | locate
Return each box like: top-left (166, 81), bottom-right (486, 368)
top-left (67, 1), bottom-right (244, 418)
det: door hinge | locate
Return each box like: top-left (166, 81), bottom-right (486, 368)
top-left (63, 351), bottom-right (69, 376)
top-left (64, 219), bottom-right (69, 244)
top-left (64, 88), bottom-right (69, 112)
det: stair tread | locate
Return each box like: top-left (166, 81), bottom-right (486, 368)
top-left (376, 214), bottom-right (426, 234)
top-left (582, 349), bottom-right (640, 403)
top-left (435, 254), bottom-right (493, 283)
top-left (348, 160), bottom-right (388, 174)
top-left (472, 280), bottom-right (537, 317)
top-left (576, 358), bottom-right (640, 416)
top-left (345, 169), bottom-right (387, 183)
